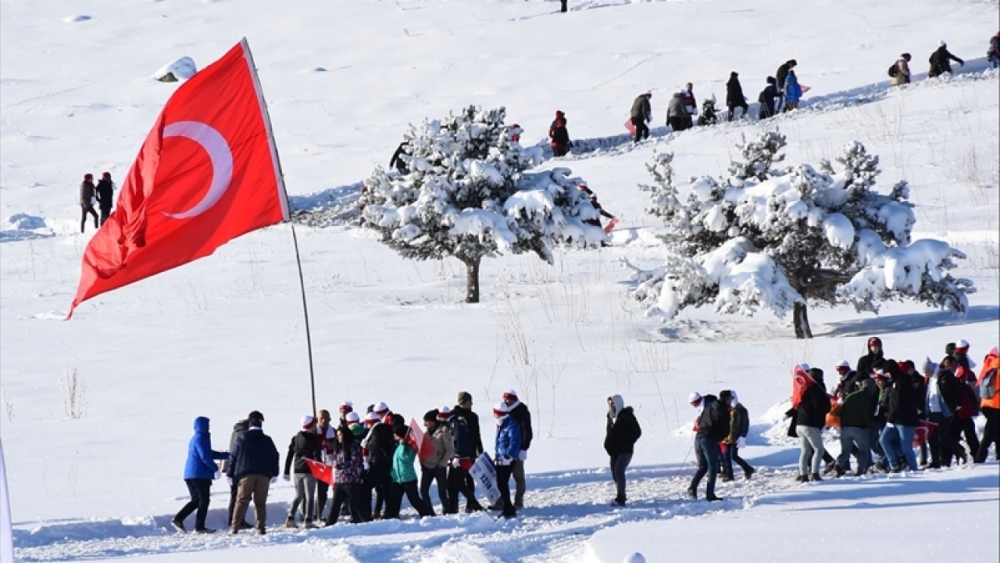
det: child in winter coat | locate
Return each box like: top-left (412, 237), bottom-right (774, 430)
top-left (383, 426), bottom-right (433, 519)
top-left (493, 402), bottom-right (522, 518)
top-left (783, 71), bottom-right (802, 111)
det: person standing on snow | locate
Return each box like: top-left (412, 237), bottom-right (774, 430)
top-left (503, 389), bottom-right (533, 509)
top-left (682, 83), bottom-right (698, 120)
top-left (630, 91), bottom-right (653, 143)
top-left (688, 390), bottom-right (731, 501)
top-left (282, 415), bottom-right (322, 529)
top-left (444, 407), bottom-right (485, 514)
top-left (796, 368), bottom-right (831, 482)
top-left (493, 401), bottom-right (521, 518)
top-left (725, 72), bottom-right (748, 121)
top-left (989, 31), bottom-right (1000, 69)
top-left (361, 402), bottom-right (396, 519)
top-left (856, 337), bottom-right (886, 381)
top-left (325, 425), bottom-right (365, 525)
top-left (383, 425), bottom-right (434, 519)
top-left (975, 347), bottom-right (1000, 462)
top-left (878, 360), bottom-right (921, 472)
top-left (928, 40), bottom-right (964, 77)
top-left (775, 59), bottom-right (797, 111)
top-left (227, 417), bottom-right (280, 534)
top-left (94, 172), bottom-right (115, 226)
top-left (549, 111), bottom-right (571, 157)
top-left (782, 70), bottom-right (803, 112)
top-left (453, 391), bottom-right (484, 510)
top-left (889, 53), bottom-right (912, 86)
top-left (172, 416), bottom-right (229, 533)
top-left (721, 391), bottom-right (754, 481)
top-left (835, 383), bottom-right (873, 476)
top-left (419, 409), bottom-right (454, 515)
top-left (79, 173), bottom-right (98, 233)
top-left (757, 77), bottom-right (778, 119)
top-left (605, 395), bottom-right (642, 506)
top-left (222, 410), bottom-right (264, 531)
top-left (666, 90), bottom-right (690, 131)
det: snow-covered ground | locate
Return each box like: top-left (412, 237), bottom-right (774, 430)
top-left (1, 0), bottom-right (998, 561)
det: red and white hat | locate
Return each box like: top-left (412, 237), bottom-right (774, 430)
top-left (502, 389), bottom-right (518, 401)
top-left (374, 401), bottom-right (390, 415)
top-left (956, 339), bottom-right (970, 351)
top-left (493, 402), bottom-right (510, 418)
top-left (339, 400), bottom-right (354, 414)
top-left (345, 412), bottom-right (360, 423)
top-left (688, 392), bottom-right (702, 404)
top-left (836, 360), bottom-right (851, 370)
top-left (437, 406), bottom-right (452, 420)
top-left (301, 415), bottom-right (317, 430)
top-left (363, 412), bottom-right (380, 426)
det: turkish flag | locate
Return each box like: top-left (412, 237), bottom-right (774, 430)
top-left (407, 418), bottom-right (435, 462)
top-left (791, 365), bottom-right (815, 408)
top-left (68, 38), bottom-right (288, 318)
top-left (304, 458), bottom-right (335, 486)
top-left (912, 420), bottom-right (938, 448)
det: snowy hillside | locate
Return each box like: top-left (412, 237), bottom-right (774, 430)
top-left (1, 0), bottom-right (998, 562)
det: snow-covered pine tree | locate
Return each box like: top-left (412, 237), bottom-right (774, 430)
top-left (361, 105), bottom-right (606, 303)
top-left (625, 132), bottom-right (975, 338)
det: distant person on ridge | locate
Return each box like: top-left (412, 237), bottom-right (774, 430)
top-left (782, 70), bottom-right (803, 112)
top-left (757, 77), bottom-right (778, 119)
top-left (889, 53), bottom-right (912, 86)
top-left (775, 59), bottom-right (797, 111)
top-left (94, 172), bottom-right (115, 226)
top-left (172, 416), bottom-right (229, 533)
top-left (666, 90), bottom-right (691, 131)
top-left (549, 111), bottom-right (571, 157)
top-left (928, 40), bottom-right (964, 77)
top-left (682, 83), bottom-right (698, 120)
top-left (725, 72), bottom-right (748, 121)
top-left (79, 173), bottom-right (98, 233)
top-left (605, 394), bottom-right (642, 506)
top-left (630, 90), bottom-right (653, 143)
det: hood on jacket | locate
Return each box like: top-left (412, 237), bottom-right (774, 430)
top-left (766, 76), bottom-right (776, 85)
top-left (730, 391), bottom-right (739, 406)
top-left (194, 416), bottom-right (210, 433)
top-left (609, 394), bottom-right (624, 417)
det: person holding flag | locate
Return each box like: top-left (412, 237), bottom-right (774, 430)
top-left (383, 426), bottom-right (434, 519)
top-left (282, 415), bottom-right (322, 529)
top-left (419, 409), bottom-right (454, 515)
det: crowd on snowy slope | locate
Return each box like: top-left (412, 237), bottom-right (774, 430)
top-left (781, 337), bottom-right (999, 483)
top-left (169, 339), bottom-right (997, 534)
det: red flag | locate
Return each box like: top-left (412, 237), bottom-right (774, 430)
top-left (912, 420), bottom-right (938, 448)
top-left (604, 217), bottom-right (619, 234)
top-left (791, 365), bottom-right (815, 408)
top-left (407, 418), bottom-right (435, 462)
top-left (68, 38), bottom-right (288, 318)
top-left (304, 458), bottom-right (335, 486)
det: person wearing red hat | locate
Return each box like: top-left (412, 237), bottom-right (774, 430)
top-left (548, 111), bottom-right (571, 157)
top-left (502, 389), bottom-right (532, 509)
top-left (948, 342), bottom-right (981, 459)
top-left (361, 402), bottom-right (395, 519)
top-left (493, 401), bottom-right (521, 518)
top-left (282, 415), bottom-right (322, 529)
top-left (338, 400), bottom-right (354, 424)
top-left (856, 337), bottom-right (886, 380)
top-left (79, 173), bottom-right (99, 233)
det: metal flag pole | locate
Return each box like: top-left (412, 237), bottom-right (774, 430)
top-left (242, 37), bottom-right (318, 416)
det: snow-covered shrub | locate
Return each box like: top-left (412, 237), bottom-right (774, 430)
top-left (153, 56), bottom-right (197, 82)
top-left (626, 132), bottom-right (975, 338)
top-left (361, 105), bottom-right (605, 303)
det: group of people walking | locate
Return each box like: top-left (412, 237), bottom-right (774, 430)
top-left (788, 338), bottom-right (999, 483)
top-left (172, 390), bottom-right (536, 534)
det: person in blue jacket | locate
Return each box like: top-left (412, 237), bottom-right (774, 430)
top-left (783, 70), bottom-right (803, 112)
top-left (493, 402), bottom-right (521, 519)
top-left (172, 416), bottom-right (229, 533)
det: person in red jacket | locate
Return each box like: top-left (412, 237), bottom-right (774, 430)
top-left (549, 111), bottom-right (571, 157)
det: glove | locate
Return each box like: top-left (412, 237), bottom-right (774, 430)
top-left (282, 474), bottom-right (291, 482)
top-left (518, 450), bottom-right (527, 461)
top-left (363, 460), bottom-right (370, 471)
top-left (270, 477), bottom-right (277, 484)
top-left (450, 458), bottom-right (461, 468)
top-left (226, 477), bottom-right (233, 487)
top-left (213, 471), bottom-right (221, 480)
top-left (501, 455), bottom-right (513, 466)
top-left (737, 437), bottom-right (747, 450)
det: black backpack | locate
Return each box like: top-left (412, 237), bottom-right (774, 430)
top-left (887, 63), bottom-right (899, 77)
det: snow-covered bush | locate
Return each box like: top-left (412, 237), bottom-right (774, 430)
top-left (626, 132), bottom-right (975, 338)
top-left (361, 105), bottom-right (605, 303)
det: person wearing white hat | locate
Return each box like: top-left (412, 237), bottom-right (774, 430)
top-left (928, 40), bottom-right (965, 78)
top-left (629, 91), bottom-right (653, 143)
top-left (502, 389), bottom-right (533, 509)
top-left (493, 401), bottom-right (521, 518)
top-left (283, 415), bottom-right (322, 529)
top-left (362, 402), bottom-right (396, 519)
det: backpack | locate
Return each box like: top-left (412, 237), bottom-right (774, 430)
top-left (979, 367), bottom-right (998, 400)
top-left (956, 382), bottom-right (979, 418)
top-left (887, 63), bottom-right (899, 77)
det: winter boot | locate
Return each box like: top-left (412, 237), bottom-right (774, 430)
top-left (372, 509), bottom-right (382, 520)
top-left (809, 473), bottom-right (823, 482)
top-left (686, 487), bottom-right (697, 499)
top-left (744, 467), bottom-right (756, 480)
top-left (194, 527), bottom-right (216, 534)
top-left (170, 518), bottom-right (187, 533)
top-left (284, 517), bottom-right (296, 529)
top-left (304, 520), bottom-right (317, 530)
top-left (705, 493), bottom-right (723, 502)
top-left (795, 474), bottom-right (808, 483)
top-left (834, 465), bottom-right (846, 478)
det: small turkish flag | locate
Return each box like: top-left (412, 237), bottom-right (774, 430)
top-left (791, 364), bottom-right (815, 408)
top-left (912, 420), bottom-right (938, 448)
top-left (304, 458), bottom-right (335, 486)
top-left (407, 418), bottom-right (435, 462)
top-left (68, 38), bottom-right (288, 318)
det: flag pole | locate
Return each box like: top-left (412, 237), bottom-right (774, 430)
top-left (242, 37), bottom-right (318, 416)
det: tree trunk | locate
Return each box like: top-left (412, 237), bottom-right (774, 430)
top-left (463, 256), bottom-right (481, 303)
top-left (793, 302), bottom-right (813, 339)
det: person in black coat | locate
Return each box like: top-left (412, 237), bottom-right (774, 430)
top-left (604, 394), bottom-right (642, 506)
top-left (725, 72), bottom-right (748, 121)
top-left (94, 172), bottom-right (115, 226)
top-left (756, 77), bottom-right (778, 119)
top-left (223, 411), bottom-right (263, 530)
top-left (503, 390), bottom-right (533, 508)
top-left (227, 418), bottom-right (280, 534)
top-left (856, 337), bottom-right (885, 379)
top-left (282, 416), bottom-right (322, 528)
top-left (774, 59), bottom-right (797, 111)
top-left (928, 41), bottom-right (964, 77)
top-left (361, 409), bottom-right (396, 519)
top-left (453, 391), bottom-right (484, 511)
top-left (443, 408), bottom-right (485, 514)
top-left (688, 390), bottom-right (732, 501)
top-left (389, 142), bottom-right (410, 174)
top-left (549, 111), bottom-right (571, 157)
top-left (878, 361), bottom-right (921, 471)
top-left (796, 368), bottom-right (831, 482)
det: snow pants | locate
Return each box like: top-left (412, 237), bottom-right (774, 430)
top-left (796, 425), bottom-right (825, 476)
top-left (176, 478), bottom-right (212, 530)
top-left (952, 416), bottom-right (980, 459)
top-left (325, 482), bottom-right (361, 525)
top-left (631, 117), bottom-right (649, 143)
top-left (446, 463), bottom-right (483, 513)
top-left (512, 458), bottom-right (526, 508)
